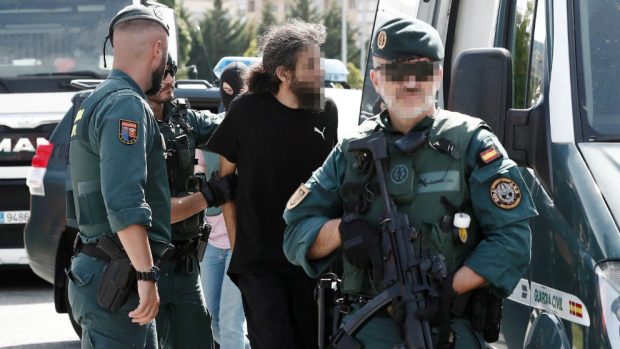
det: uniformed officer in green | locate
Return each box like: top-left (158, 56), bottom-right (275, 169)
top-left (67, 5), bottom-right (171, 348)
top-left (283, 17), bottom-right (537, 348)
top-left (146, 55), bottom-right (235, 349)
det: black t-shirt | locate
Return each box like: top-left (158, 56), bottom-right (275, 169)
top-left (207, 92), bottom-right (338, 275)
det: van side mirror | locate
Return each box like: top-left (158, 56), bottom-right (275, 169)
top-left (448, 48), bottom-right (553, 192)
top-left (448, 48), bottom-right (512, 143)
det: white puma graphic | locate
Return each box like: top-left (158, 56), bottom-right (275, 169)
top-left (313, 126), bottom-right (326, 140)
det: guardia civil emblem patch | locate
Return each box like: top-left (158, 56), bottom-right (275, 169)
top-left (490, 177), bottom-right (522, 209)
top-left (287, 184), bottom-right (310, 210)
top-left (391, 164), bottom-right (409, 184)
top-left (377, 31), bottom-right (387, 50)
top-left (119, 120), bottom-right (138, 145)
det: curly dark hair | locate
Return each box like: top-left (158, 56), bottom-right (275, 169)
top-left (245, 19), bottom-right (326, 94)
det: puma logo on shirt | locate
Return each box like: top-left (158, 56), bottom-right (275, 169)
top-left (313, 126), bottom-right (326, 140)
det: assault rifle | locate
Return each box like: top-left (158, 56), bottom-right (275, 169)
top-left (331, 132), bottom-right (446, 349)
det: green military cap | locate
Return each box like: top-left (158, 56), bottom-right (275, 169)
top-left (371, 17), bottom-right (444, 61)
top-left (108, 4), bottom-right (169, 38)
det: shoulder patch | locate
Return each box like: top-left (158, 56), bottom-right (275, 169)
top-left (119, 119), bottom-right (138, 145)
top-left (287, 184), bottom-right (310, 210)
top-left (490, 177), bottom-right (522, 209)
top-left (479, 145), bottom-right (502, 166)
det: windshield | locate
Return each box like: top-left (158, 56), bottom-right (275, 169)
top-left (0, 1), bottom-right (128, 79)
top-left (574, 0), bottom-right (620, 140)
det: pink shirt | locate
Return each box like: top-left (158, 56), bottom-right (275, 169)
top-left (206, 213), bottom-right (230, 249)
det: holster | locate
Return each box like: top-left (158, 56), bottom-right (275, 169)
top-left (95, 235), bottom-right (135, 311)
top-left (468, 287), bottom-right (503, 342)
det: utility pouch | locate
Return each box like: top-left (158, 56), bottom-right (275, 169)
top-left (469, 287), bottom-right (502, 343)
top-left (196, 223), bottom-right (212, 263)
top-left (95, 236), bottom-right (135, 311)
top-left (173, 134), bottom-right (193, 174)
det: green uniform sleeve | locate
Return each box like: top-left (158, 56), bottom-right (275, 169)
top-left (188, 109), bottom-right (222, 149)
top-left (463, 128), bottom-right (538, 297)
top-left (283, 144), bottom-right (346, 278)
top-left (91, 93), bottom-right (152, 232)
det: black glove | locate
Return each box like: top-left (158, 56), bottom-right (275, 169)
top-left (201, 171), bottom-right (237, 207)
top-left (339, 217), bottom-right (383, 281)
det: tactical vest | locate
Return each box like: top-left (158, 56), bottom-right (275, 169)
top-left (69, 86), bottom-right (145, 243)
top-left (340, 110), bottom-right (488, 295)
top-left (159, 99), bottom-right (203, 240)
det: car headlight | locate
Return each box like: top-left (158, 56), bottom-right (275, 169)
top-left (596, 261), bottom-right (620, 348)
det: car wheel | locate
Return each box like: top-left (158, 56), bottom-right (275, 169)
top-left (64, 276), bottom-right (82, 338)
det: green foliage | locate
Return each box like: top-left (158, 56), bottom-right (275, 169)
top-left (175, 2), bottom-right (195, 70)
top-left (188, 0), bottom-right (251, 80)
top-left (152, 0), bottom-right (194, 77)
top-left (258, 0), bottom-right (279, 37)
top-left (244, 38), bottom-right (259, 57)
top-left (322, 1), bottom-right (360, 68)
top-left (286, 0), bottom-right (320, 22)
top-left (347, 62), bottom-right (363, 89)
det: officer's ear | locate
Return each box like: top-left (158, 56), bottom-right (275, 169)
top-left (276, 66), bottom-right (291, 83)
top-left (369, 68), bottom-right (382, 95)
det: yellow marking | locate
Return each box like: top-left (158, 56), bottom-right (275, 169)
top-left (458, 228), bottom-right (468, 243)
top-left (71, 124), bottom-right (77, 137)
top-left (74, 109), bottom-right (84, 122)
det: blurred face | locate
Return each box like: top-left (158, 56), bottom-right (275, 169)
top-left (149, 63), bottom-right (176, 103)
top-left (290, 44), bottom-right (325, 111)
top-left (370, 56), bottom-right (442, 118)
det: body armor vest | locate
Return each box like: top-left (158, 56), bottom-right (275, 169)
top-left (69, 86), bottom-right (144, 243)
top-left (340, 110), bottom-right (487, 295)
top-left (159, 99), bottom-right (203, 240)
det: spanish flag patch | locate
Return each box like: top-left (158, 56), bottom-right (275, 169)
top-left (479, 146), bottom-right (501, 165)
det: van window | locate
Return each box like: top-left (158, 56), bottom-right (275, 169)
top-left (526, 0), bottom-right (545, 107)
top-left (575, 0), bottom-right (620, 139)
top-left (510, 0), bottom-right (535, 109)
top-left (0, 1), bottom-right (126, 79)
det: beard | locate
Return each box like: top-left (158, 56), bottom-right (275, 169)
top-left (381, 86), bottom-right (436, 119)
top-left (145, 56), bottom-right (167, 96)
top-left (150, 84), bottom-right (175, 104)
top-left (291, 76), bottom-right (325, 112)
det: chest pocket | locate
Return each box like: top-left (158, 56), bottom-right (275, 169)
top-left (386, 155), bottom-right (416, 204)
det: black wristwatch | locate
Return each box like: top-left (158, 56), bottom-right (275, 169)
top-left (136, 266), bottom-right (160, 282)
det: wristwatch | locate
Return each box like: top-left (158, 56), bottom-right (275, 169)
top-left (136, 266), bottom-right (160, 282)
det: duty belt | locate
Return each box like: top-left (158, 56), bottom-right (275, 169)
top-left (171, 239), bottom-right (198, 260)
top-left (74, 240), bottom-right (111, 263)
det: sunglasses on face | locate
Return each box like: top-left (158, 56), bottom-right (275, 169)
top-left (164, 64), bottom-right (177, 79)
top-left (375, 61), bottom-right (438, 82)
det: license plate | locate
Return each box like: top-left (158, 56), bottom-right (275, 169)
top-left (0, 211), bottom-right (30, 224)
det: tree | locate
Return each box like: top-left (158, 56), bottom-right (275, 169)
top-left (347, 62), bottom-right (363, 89)
top-left (244, 38), bottom-right (259, 57)
top-left (155, 0), bottom-right (195, 76)
top-left (257, 0), bottom-right (279, 37)
top-left (188, 0), bottom-right (251, 80)
top-left (322, 2), bottom-right (360, 68)
top-left (286, 0), bottom-right (320, 22)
